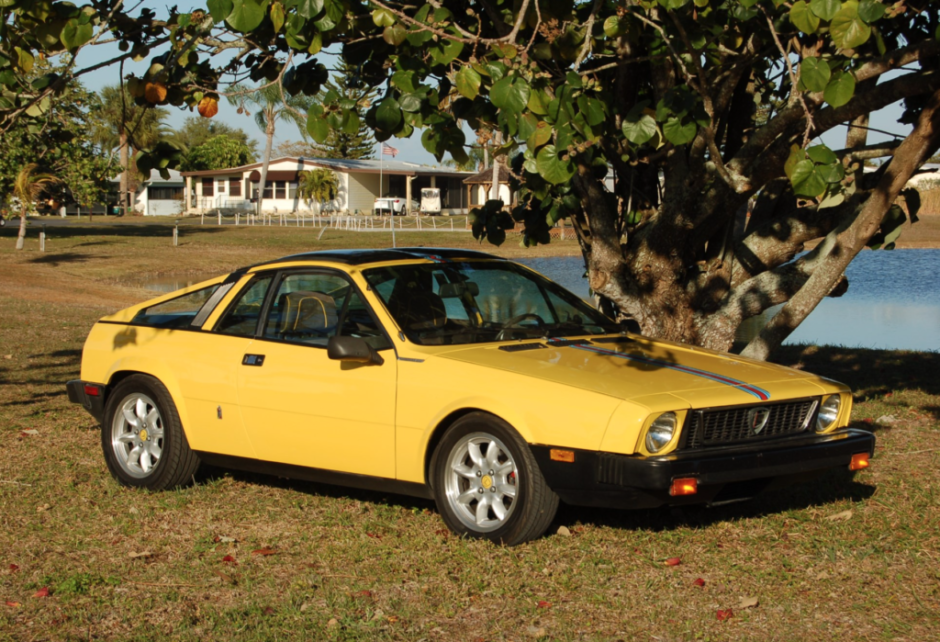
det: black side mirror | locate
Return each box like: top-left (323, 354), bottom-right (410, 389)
top-left (327, 336), bottom-right (384, 365)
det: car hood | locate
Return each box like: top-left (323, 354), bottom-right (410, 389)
top-left (436, 337), bottom-right (836, 407)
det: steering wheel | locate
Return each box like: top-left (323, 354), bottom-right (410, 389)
top-left (496, 313), bottom-right (546, 341)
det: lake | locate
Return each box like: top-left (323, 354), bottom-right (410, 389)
top-left (132, 250), bottom-right (940, 353)
top-left (520, 250), bottom-right (940, 352)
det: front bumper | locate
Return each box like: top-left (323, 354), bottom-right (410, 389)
top-left (531, 429), bottom-right (875, 509)
top-left (66, 380), bottom-right (107, 424)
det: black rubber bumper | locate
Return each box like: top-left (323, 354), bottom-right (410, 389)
top-left (66, 380), bottom-right (107, 424)
top-left (531, 429), bottom-right (875, 509)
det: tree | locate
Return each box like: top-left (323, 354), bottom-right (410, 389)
top-left (227, 84), bottom-right (312, 215)
top-left (275, 140), bottom-right (323, 158)
top-left (12, 164), bottom-right (60, 250)
top-left (309, 59), bottom-right (377, 159)
top-left (183, 136), bottom-right (255, 171)
top-left (298, 169), bottom-right (339, 211)
top-left (167, 116), bottom-right (259, 162)
top-left (90, 85), bottom-right (167, 216)
top-left (4, 2), bottom-right (940, 359)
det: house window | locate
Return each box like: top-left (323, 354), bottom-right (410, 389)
top-left (288, 182), bottom-right (298, 199)
top-left (148, 186), bottom-right (184, 200)
top-left (230, 178), bottom-right (242, 197)
top-left (217, 180), bottom-right (226, 193)
top-left (202, 178), bottom-right (214, 197)
top-left (275, 181), bottom-right (286, 199)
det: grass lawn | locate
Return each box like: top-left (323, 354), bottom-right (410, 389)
top-left (1, 224), bottom-right (938, 641)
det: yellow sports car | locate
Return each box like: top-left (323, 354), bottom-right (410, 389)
top-left (67, 248), bottom-right (874, 545)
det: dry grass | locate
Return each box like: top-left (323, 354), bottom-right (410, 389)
top-left (1, 225), bottom-right (938, 641)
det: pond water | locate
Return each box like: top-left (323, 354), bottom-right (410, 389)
top-left (133, 250), bottom-right (940, 352)
top-left (520, 250), bottom-right (940, 352)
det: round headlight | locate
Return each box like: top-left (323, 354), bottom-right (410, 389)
top-left (816, 395), bottom-right (841, 432)
top-left (646, 412), bottom-right (678, 453)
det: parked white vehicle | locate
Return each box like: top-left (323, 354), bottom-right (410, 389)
top-left (420, 188), bottom-right (441, 215)
top-left (373, 197), bottom-right (417, 216)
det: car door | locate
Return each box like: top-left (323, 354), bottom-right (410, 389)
top-left (235, 269), bottom-right (398, 478)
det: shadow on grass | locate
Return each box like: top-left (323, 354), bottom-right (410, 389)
top-left (33, 223), bottom-right (228, 240)
top-left (28, 252), bottom-right (104, 266)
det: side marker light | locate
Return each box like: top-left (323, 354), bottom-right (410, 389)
top-left (549, 449), bottom-right (575, 463)
top-left (84, 384), bottom-right (100, 397)
top-left (849, 453), bottom-right (870, 471)
top-left (670, 477), bottom-right (698, 496)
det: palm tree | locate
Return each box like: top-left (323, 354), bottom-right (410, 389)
top-left (298, 169), bottom-right (338, 213)
top-left (90, 85), bottom-right (167, 215)
top-left (13, 164), bottom-right (60, 250)
top-left (227, 84), bottom-right (312, 215)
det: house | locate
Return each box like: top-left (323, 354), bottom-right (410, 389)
top-left (464, 165), bottom-right (512, 208)
top-left (62, 169), bottom-right (186, 216)
top-left (178, 157), bottom-right (473, 215)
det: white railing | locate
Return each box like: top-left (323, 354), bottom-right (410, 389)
top-left (195, 211), bottom-right (472, 232)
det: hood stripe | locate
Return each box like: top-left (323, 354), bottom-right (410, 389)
top-left (566, 343), bottom-right (771, 401)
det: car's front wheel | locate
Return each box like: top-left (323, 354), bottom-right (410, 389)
top-left (102, 374), bottom-right (200, 490)
top-left (431, 413), bottom-right (558, 545)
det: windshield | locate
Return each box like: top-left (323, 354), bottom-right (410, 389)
top-left (363, 261), bottom-right (619, 346)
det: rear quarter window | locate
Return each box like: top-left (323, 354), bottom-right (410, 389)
top-left (131, 285), bottom-right (220, 329)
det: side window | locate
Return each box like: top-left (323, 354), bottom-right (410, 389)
top-left (215, 276), bottom-right (273, 337)
top-left (132, 285), bottom-right (220, 329)
top-left (263, 273), bottom-right (350, 346)
top-left (339, 292), bottom-right (392, 350)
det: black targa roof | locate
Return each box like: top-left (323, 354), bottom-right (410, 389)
top-left (257, 247), bottom-right (507, 267)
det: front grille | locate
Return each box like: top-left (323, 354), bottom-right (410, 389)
top-left (682, 398), bottom-right (819, 449)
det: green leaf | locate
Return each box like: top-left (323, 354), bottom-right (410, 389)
top-left (490, 77), bottom-right (530, 115)
top-left (858, 0), bottom-right (886, 22)
top-left (622, 107), bottom-right (658, 145)
top-left (295, 0), bottom-right (323, 19)
top-left (831, 2), bottom-right (871, 49)
top-left (383, 24), bottom-right (407, 46)
top-left (376, 97), bottom-right (402, 131)
top-left (809, 0), bottom-right (840, 21)
top-left (799, 57), bottom-right (831, 92)
top-left (824, 70), bottom-right (856, 107)
top-left (372, 8), bottom-right (395, 27)
top-left (14, 47), bottom-right (33, 73)
top-left (785, 145), bottom-right (807, 180)
top-left (806, 144), bottom-right (837, 164)
top-left (526, 121), bottom-right (553, 150)
top-left (341, 110), bottom-right (360, 135)
top-left (536, 145), bottom-right (575, 185)
top-left (578, 96), bottom-right (605, 127)
top-left (791, 159), bottom-right (828, 197)
top-left (429, 36), bottom-right (464, 66)
top-left (517, 113), bottom-right (538, 141)
top-left (314, 0), bottom-right (343, 31)
top-left (306, 104), bottom-right (328, 143)
top-left (206, 0), bottom-right (233, 21)
top-left (603, 16), bottom-right (624, 38)
top-left (789, 1), bottom-right (820, 34)
top-left (455, 67), bottom-right (481, 100)
top-left (818, 162), bottom-right (845, 183)
top-left (663, 118), bottom-right (697, 145)
top-left (270, 2), bottom-right (285, 32)
top-left (226, 0), bottom-right (266, 32)
top-left (399, 92), bottom-right (422, 112)
top-left (60, 19), bottom-right (94, 49)
top-left (527, 90), bottom-right (548, 115)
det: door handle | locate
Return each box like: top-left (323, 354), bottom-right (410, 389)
top-left (242, 354), bottom-right (265, 366)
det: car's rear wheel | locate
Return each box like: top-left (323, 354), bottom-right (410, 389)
top-left (102, 374), bottom-right (199, 490)
top-left (431, 413), bottom-right (558, 545)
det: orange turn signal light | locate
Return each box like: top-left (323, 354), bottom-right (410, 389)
top-left (670, 477), bottom-right (698, 496)
top-left (550, 449), bottom-right (575, 463)
top-left (849, 452), bottom-right (870, 471)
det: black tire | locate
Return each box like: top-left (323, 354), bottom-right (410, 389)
top-left (102, 374), bottom-right (200, 490)
top-left (431, 412), bottom-right (559, 545)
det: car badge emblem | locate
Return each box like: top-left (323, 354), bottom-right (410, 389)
top-left (747, 407), bottom-right (770, 434)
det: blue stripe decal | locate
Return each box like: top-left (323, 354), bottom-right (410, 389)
top-left (567, 343), bottom-right (771, 401)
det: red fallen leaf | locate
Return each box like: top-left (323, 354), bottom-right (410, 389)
top-left (5, 601), bottom-right (20, 608)
top-left (537, 600), bottom-right (552, 608)
top-left (692, 578), bottom-right (705, 587)
top-left (716, 608), bottom-right (734, 621)
top-left (213, 536), bottom-right (221, 543)
top-left (222, 555), bottom-right (238, 565)
top-left (251, 548), bottom-right (276, 556)
top-left (885, 392), bottom-right (893, 397)
top-left (863, 418), bottom-right (873, 424)
top-left (9, 564), bottom-right (18, 572)
top-left (664, 557), bottom-right (681, 566)
top-left (263, 606), bottom-right (275, 615)
top-left (352, 590), bottom-right (373, 599)
top-left (366, 532), bottom-right (381, 539)
top-left (434, 529), bottom-right (449, 537)
top-left (33, 587), bottom-right (50, 598)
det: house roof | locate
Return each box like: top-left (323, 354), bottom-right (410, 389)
top-left (180, 157), bottom-right (473, 178)
top-left (464, 165), bottom-right (511, 184)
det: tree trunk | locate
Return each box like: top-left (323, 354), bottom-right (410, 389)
top-left (257, 113), bottom-right (275, 217)
top-left (741, 87), bottom-right (940, 360)
top-left (119, 129), bottom-right (128, 217)
top-left (15, 209), bottom-right (27, 250)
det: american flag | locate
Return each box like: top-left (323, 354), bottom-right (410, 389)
top-left (382, 144), bottom-right (399, 158)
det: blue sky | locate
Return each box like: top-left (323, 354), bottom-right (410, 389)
top-left (71, 1), bottom-right (910, 166)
